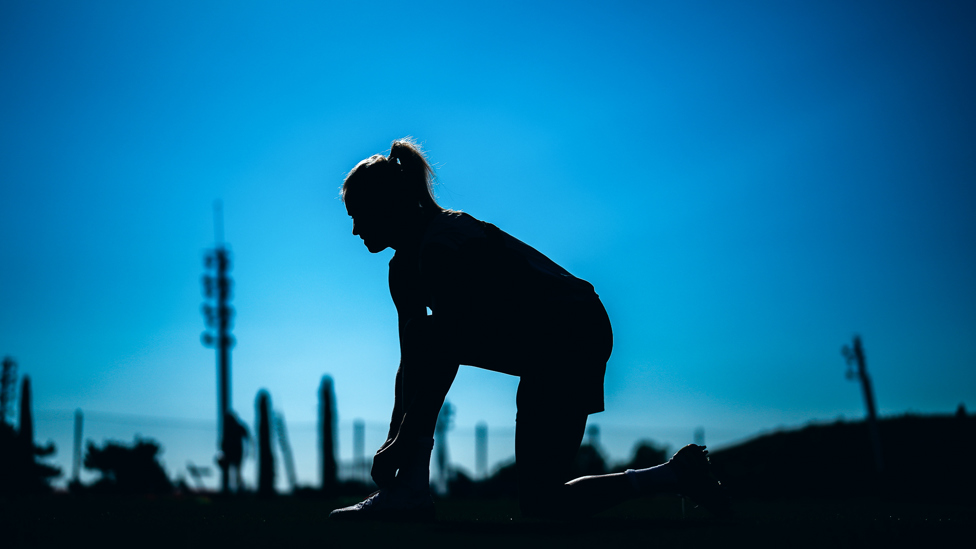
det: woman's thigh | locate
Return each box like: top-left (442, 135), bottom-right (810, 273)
top-left (514, 378), bottom-right (589, 517)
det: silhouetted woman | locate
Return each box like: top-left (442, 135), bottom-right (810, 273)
top-left (330, 138), bottom-right (725, 521)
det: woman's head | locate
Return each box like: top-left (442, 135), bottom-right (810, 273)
top-left (342, 137), bottom-right (443, 252)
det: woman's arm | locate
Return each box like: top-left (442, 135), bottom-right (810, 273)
top-left (371, 254), bottom-right (429, 487)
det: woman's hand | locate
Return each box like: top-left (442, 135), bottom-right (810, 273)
top-left (371, 437), bottom-right (401, 488)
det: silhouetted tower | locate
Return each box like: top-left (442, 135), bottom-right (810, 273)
top-left (842, 335), bottom-right (884, 474)
top-left (201, 201), bottom-right (236, 493)
top-left (433, 401), bottom-right (453, 495)
top-left (256, 390), bottom-right (275, 497)
top-left (319, 376), bottom-right (338, 493)
top-left (274, 411), bottom-right (297, 492)
top-left (72, 409), bottom-right (83, 483)
top-left (475, 422), bottom-right (488, 480)
top-left (18, 376), bottom-right (33, 448)
top-left (0, 356), bottom-right (16, 426)
top-left (353, 419), bottom-right (365, 482)
top-left (694, 426), bottom-right (705, 447)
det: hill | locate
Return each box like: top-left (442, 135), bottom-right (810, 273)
top-left (709, 411), bottom-right (975, 501)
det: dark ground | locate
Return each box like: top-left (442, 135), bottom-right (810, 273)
top-left (2, 493), bottom-right (972, 549)
top-left (5, 414), bottom-right (971, 547)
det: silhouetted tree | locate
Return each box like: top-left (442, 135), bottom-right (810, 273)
top-left (256, 390), bottom-right (275, 497)
top-left (0, 373), bottom-right (60, 495)
top-left (17, 376), bottom-right (33, 449)
top-left (84, 437), bottom-right (173, 495)
top-left (572, 444), bottom-right (608, 478)
top-left (572, 425), bottom-right (608, 478)
top-left (613, 440), bottom-right (670, 472)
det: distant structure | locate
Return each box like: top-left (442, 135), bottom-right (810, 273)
top-left (219, 411), bottom-right (249, 493)
top-left (842, 334), bottom-right (884, 474)
top-left (319, 376), bottom-right (338, 493)
top-left (475, 422), bottom-right (488, 480)
top-left (433, 401), bottom-right (453, 494)
top-left (694, 426), bottom-right (705, 447)
top-left (352, 419), bottom-right (366, 482)
top-left (274, 411), bottom-right (298, 492)
top-left (201, 201), bottom-right (236, 493)
top-left (0, 356), bottom-right (16, 426)
top-left (186, 462), bottom-right (213, 492)
top-left (586, 424), bottom-right (600, 448)
top-left (72, 409), bottom-right (83, 483)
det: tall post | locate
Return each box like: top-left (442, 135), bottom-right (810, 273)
top-left (843, 335), bottom-right (884, 474)
top-left (72, 409), bottom-right (83, 483)
top-left (320, 376), bottom-right (338, 493)
top-left (202, 201), bottom-right (235, 494)
top-left (256, 390), bottom-right (275, 497)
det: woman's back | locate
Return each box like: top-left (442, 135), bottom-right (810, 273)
top-left (410, 211), bottom-right (597, 319)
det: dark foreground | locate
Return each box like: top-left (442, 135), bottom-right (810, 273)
top-left (2, 493), bottom-right (972, 549)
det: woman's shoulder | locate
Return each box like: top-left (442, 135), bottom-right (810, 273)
top-left (422, 210), bottom-right (487, 252)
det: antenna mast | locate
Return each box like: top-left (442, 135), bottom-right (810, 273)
top-left (202, 200), bottom-right (235, 494)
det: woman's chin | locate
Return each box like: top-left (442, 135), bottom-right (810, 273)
top-left (364, 241), bottom-right (389, 253)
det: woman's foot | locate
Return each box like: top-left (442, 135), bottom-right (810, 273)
top-left (329, 486), bottom-right (435, 522)
top-left (668, 444), bottom-right (731, 517)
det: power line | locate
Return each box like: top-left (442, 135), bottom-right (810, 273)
top-left (35, 410), bottom-right (216, 431)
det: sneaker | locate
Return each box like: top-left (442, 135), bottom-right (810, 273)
top-left (329, 486), bottom-right (435, 522)
top-left (668, 444), bottom-right (731, 517)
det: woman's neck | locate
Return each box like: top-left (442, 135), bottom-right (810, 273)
top-left (391, 208), bottom-right (440, 252)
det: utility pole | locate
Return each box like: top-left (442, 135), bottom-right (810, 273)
top-left (842, 335), bottom-right (884, 474)
top-left (202, 201), bottom-right (235, 494)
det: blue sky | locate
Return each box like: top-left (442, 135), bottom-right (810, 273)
top-left (2, 1), bottom-right (974, 489)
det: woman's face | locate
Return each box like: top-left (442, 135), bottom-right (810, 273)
top-left (345, 196), bottom-right (398, 253)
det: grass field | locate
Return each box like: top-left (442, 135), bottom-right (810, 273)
top-left (2, 493), bottom-right (972, 548)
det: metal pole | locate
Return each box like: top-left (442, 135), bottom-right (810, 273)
top-left (72, 409), bottom-right (83, 483)
top-left (475, 422), bottom-right (487, 480)
top-left (844, 335), bottom-right (884, 474)
top-left (218, 247), bottom-right (231, 493)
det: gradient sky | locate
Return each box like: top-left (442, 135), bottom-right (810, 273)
top-left (2, 1), bottom-right (974, 489)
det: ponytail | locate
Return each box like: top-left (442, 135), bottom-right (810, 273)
top-left (342, 136), bottom-right (444, 213)
top-left (387, 137), bottom-right (441, 212)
